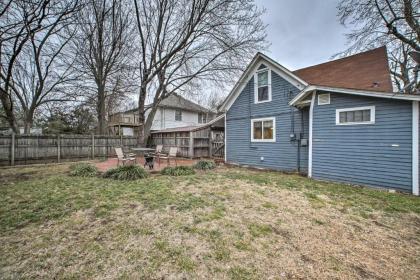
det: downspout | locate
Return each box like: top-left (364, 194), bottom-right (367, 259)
top-left (308, 90), bottom-right (316, 178)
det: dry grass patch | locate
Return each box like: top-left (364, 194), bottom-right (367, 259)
top-left (0, 165), bottom-right (419, 279)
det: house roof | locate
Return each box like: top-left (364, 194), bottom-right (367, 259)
top-left (152, 94), bottom-right (212, 113)
top-left (219, 47), bottom-right (416, 112)
top-left (123, 93), bottom-right (213, 114)
top-left (293, 47), bottom-right (394, 92)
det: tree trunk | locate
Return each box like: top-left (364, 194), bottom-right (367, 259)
top-left (137, 86), bottom-right (147, 146)
top-left (23, 120), bottom-right (32, 134)
top-left (142, 105), bottom-right (159, 146)
top-left (23, 106), bottom-right (37, 134)
top-left (0, 90), bottom-right (18, 134)
top-left (97, 83), bottom-right (107, 134)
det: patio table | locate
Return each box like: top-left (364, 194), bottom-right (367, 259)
top-left (130, 147), bottom-right (155, 155)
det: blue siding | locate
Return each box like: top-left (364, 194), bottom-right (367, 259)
top-left (226, 72), bottom-right (308, 172)
top-left (312, 92), bottom-right (413, 192)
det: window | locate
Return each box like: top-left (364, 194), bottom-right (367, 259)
top-left (254, 67), bottom-right (271, 103)
top-left (318, 93), bottom-right (330, 105)
top-left (336, 106), bottom-right (375, 125)
top-left (251, 117), bottom-right (276, 142)
top-left (175, 109), bottom-right (182, 121)
top-left (198, 113), bottom-right (207, 124)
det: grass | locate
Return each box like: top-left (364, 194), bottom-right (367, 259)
top-left (0, 164), bottom-right (419, 279)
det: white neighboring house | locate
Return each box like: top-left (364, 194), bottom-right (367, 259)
top-left (109, 94), bottom-right (216, 136)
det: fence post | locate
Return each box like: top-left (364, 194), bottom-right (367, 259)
top-left (57, 134), bottom-right (61, 163)
top-left (120, 133), bottom-right (123, 147)
top-left (106, 136), bottom-right (108, 159)
top-left (92, 134), bottom-right (95, 159)
top-left (10, 133), bottom-right (15, 166)
top-left (209, 131), bottom-right (213, 158)
top-left (189, 131), bottom-right (194, 158)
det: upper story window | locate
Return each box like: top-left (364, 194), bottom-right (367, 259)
top-left (254, 66), bottom-right (272, 104)
top-left (336, 106), bottom-right (375, 125)
top-left (175, 109), bottom-right (182, 121)
top-left (251, 117), bottom-right (276, 142)
top-left (198, 113), bottom-right (207, 124)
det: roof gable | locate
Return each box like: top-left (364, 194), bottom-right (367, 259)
top-left (219, 53), bottom-right (307, 111)
top-left (293, 46), bottom-right (393, 92)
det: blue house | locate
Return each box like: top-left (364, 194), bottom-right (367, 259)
top-left (219, 47), bottom-right (420, 195)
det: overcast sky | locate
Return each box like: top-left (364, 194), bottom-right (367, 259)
top-left (257, 0), bottom-right (349, 70)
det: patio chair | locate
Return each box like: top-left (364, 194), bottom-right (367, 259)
top-left (152, 145), bottom-right (167, 165)
top-left (158, 147), bottom-right (178, 166)
top-left (115, 147), bottom-right (136, 166)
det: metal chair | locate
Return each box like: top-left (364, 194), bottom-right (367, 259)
top-left (158, 147), bottom-right (178, 166)
top-left (153, 144), bottom-right (167, 166)
top-left (115, 147), bottom-right (136, 166)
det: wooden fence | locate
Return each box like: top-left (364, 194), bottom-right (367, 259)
top-left (151, 127), bottom-right (224, 159)
top-left (0, 134), bottom-right (138, 166)
top-left (151, 128), bottom-right (211, 158)
top-left (211, 141), bottom-right (224, 158)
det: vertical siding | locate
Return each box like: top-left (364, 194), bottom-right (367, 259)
top-left (312, 92), bottom-right (413, 192)
top-left (226, 71), bottom-right (308, 172)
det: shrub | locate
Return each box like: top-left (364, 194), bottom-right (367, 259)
top-left (194, 160), bottom-right (216, 170)
top-left (103, 165), bottom-right (148, 180)
top-left (161, 166), bottom-right (195, 176)
top-left (69, 162), bottom-right (98, 177)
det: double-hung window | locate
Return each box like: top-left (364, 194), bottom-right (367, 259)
top-left (175, 109), bottom-right (182, 121)
top-left (255, 67), bottom-right (271, 103)
top-left (336, 106), bottom-right (375, 125)
top-left (251, 117), bottom-right (276, 142)
top-left (198, 113), bottom-right (207, 124)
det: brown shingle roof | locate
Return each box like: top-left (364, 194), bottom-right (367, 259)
top-left (293, 47), bottom-right (394, 92)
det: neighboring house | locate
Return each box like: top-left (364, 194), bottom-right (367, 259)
top-left (219, 47), bottom-right (420, 195)
top-left (109, 94), bottom-right (215, 136)
top-left (0, 127), bottom-right (42, 135)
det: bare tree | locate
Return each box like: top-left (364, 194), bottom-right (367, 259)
top-left (73, 0), bottom-right (135, 134)
top-left (13, 1), bottom-right (80, 133)
top-left (132, 0), bottom-right (267, 145)
top-left (0, 0), bottom-right (50, 133)
top-left (337, 0), bottom-right (419, 93)
top-left (1, 0), bottom-right (80, 133)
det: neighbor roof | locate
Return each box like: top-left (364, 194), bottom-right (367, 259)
top-left (293, 46), bottom-right (393, 92)
top-left (153, 94), bottom-right (212, 113)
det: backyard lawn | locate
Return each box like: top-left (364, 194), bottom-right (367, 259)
top-left (0, 163), bottom-right (419, 279)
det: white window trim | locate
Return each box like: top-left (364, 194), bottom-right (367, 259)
top-left (318, 93), bottom-right (330, 105)
top-left (254, 67), bottom-right (272, 104)
top-left (251, 117), bottom-right (276, 142)
top-left (335, 106), bottom-right (375, 125)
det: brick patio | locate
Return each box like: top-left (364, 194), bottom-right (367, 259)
top-left (95, 156), bottom-right (199, 173)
